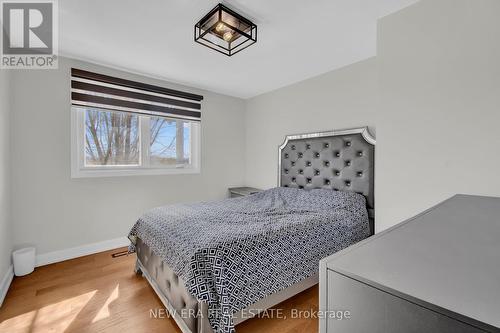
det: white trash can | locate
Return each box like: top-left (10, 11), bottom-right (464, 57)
top-left (12, 247), bottom-right (36, 276)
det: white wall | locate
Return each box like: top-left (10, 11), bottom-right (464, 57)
top-left (246, 0), bottom-right (500, 232)
top-left (0, 70), bottom-right (12, 282)
top-left (245, 58), bottom-right (378, 190)
top-left (10, 57), bottom-right (246, 255)
top-left (376, 0), bottom-right (500, 229)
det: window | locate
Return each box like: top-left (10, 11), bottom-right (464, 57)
top-left (70, 69), bottom-right (202, 178)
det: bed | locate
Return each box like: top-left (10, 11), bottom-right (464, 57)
top-left (129, 127), bottom-right (376, 333)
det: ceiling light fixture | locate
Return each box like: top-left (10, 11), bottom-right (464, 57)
top-left (194, 3), bottom-right (257, 57)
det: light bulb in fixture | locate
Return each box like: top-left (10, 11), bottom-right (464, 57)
top-left (215, 22), bottom-right (225, 32)
top-left (223, 31), bottom-right (233, 42)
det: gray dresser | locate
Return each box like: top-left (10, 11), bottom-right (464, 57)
top-left (319, 195), bottom-right (500, 333)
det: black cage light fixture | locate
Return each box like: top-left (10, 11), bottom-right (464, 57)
top-left (194, 3), bottom-right (257, 56)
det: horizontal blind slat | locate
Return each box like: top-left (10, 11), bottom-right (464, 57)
top-left (72, 101), bottom-right (201, 122)
top-left (71, 92), bottom-right (201, 119)
top-left (71, 80), bottom-right (201, 111)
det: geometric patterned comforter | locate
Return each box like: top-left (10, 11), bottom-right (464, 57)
top-left (128, 187), bottom-right (370, 333)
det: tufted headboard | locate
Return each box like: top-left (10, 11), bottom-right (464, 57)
top-left (278, 127), bottom-right (376, 235)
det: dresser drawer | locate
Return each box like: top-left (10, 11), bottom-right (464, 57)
top-left (326, 270), bottom-right (482, 333)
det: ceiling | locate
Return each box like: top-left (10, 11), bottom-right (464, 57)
top-left (60, 0), bottom-right (418, 99)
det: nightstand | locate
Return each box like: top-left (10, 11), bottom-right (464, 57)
top-left (228, 187), bottom-right (263, 198)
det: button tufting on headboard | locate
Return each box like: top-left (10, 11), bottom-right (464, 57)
top-left (278, 127), bottom-right (376, 235)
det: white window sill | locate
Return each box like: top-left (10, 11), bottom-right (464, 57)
top-left (71, 167), bottom-right (201, 178)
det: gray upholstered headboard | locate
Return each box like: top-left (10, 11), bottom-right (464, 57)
top-left (278, 127), bottom-right (376, 234)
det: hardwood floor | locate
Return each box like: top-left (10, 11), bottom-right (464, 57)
top-left (0, 248), bottom-right (319, 333)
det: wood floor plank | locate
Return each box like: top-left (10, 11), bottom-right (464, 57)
top-left (0, 247), bottom-right (318, 333)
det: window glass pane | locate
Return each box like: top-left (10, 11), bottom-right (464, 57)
top-left (84, 108), bottom-right (140, 166)
top-left (150, 117), bottom-right (191, 167)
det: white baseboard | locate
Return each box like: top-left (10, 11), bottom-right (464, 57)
top-left (0, 265), bottom-right (14, 307)
top-left (36, 236), bottom-right (130, 267)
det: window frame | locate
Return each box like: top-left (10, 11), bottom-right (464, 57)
top-left (71, 106), bottom-right (201, 178)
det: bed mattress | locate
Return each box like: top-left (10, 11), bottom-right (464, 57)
top-left (129, 187), bottom-right (370, 333)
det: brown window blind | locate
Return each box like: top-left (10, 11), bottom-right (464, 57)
top-left (71, 68), bottom-right (203, 121)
